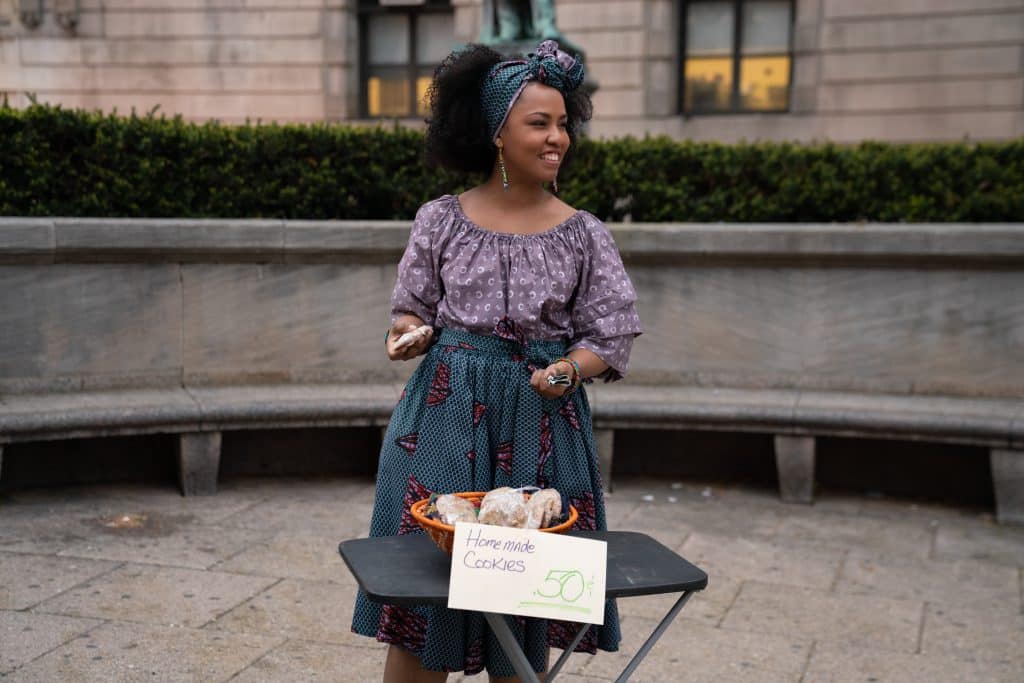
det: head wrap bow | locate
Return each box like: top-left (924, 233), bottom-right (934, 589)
top-left (481, 40), bottom-right (585, 142)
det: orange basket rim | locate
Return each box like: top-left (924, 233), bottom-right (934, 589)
top-left (410, 491), bottom-right (577, 534)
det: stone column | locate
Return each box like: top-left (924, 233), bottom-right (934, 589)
top-left (324, 1), bottom-right (358, 121)
top-left (791, 0), bottom-right (824, 113)
top-left (178, 432), bottom-right (221, 496)
top-left (774, 435), bottom-right (815, 503)
top-left (452, 0), bottom-right (484, 44)
top-left (991, 448), bottom-right (1024, 525)
top-left (594, 428), bottom-right (614, 492)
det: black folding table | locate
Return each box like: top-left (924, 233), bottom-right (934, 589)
top-left (338, 530), bottom-right (708, 682)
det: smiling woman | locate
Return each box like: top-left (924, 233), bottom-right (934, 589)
top-left (350, 40), bottom-right (642, 683)
top-left (495, 85), bottom-right (569, 196)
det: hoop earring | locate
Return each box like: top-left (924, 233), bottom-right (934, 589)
top-left (497, 141), bottom-right (509, 192)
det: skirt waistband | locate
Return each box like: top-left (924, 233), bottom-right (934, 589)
top-left (433, 328), bottom-right (566, 364)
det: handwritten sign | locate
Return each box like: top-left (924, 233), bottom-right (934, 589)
top-left (447, 523), bottom-right (606, 624)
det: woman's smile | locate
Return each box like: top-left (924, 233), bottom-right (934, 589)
top-left (498, 82), bottom-right (570, 185)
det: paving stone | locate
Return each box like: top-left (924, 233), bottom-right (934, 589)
top-left (47, 482), bottom-right (268, 524)
top-left (0, 610), bottom-right (102, 675)
top-left (109, 484), bottom-right (269, 525)
top-left (721, 581), bottom-right (923, 653)
top-left (774, 512), bottom-right (935, 559)
top-left (602, 494), bottom-right (640, 528)
top-left (57, 522), bottom-right (271, 570)
top-left (0, 516), bottom-right (99, 555)
top-left (3, 476), bottom-right (1023, 681)
top-left (609, 509), bottom-right (693, 550)
top-left (680, 532), bottom-right (845, 590)
top-left (1, 488), bottom-right (264, 554)
top-left (209, 578), bottom-right (369, 647)
top-left (4, 621), bottom-right (281, 683)
top-left (620, 499), bottom-right (781, 549)
top-left (581, 614), bottom-right (811, 682)
top-left (231, 638), bottom-right (387, 682)
top-left (33, 563), bottom-right (275, 628)
top-left (854, 494), bottom-right (984, 526)
top-left (213, 531), bottom-right (358, 584)
top-left (921, 604), bottom-right (1024, 666)
top-left (801, 494), bottom-right (866, 517)
top-left (218, 476), bottom-right (378, 506)
top-left (934, 520), bottom-right (1024, 567)
top-left (803, 642), bottom-right (1024, 683)
top-left (215, 496), bottom-right (372, 536)
top-left (610, 478), bottom-right (725, 505)
top-left (699, 488), bottom-right (863, 517)
top-left (670, 501), bottom-right (786, 540)
top-left (837, 551), bottom-right (1021, 611)
top-left (1, 484), bottom-right (145, 519)
top-left (615, 573), bottom-right (741, 628)
top-left (0, 553), bottom-right (118, 609)
top-left (613, 478), bottom-right (792, 517)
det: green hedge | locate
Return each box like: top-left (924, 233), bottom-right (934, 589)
top-left (2, 103), bottom-right (1022, 221)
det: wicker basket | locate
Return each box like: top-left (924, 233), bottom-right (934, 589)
top-left (410, 491), bottom-right (578, 554)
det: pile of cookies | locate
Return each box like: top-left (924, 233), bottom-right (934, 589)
top-left (424, 487), bottom-right (567, 530)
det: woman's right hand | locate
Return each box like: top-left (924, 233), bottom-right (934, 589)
top-left (386, 318), bottom-right (433, 361)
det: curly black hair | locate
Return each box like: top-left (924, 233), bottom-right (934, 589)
top-left (424, 43), bottom-right (593, 175)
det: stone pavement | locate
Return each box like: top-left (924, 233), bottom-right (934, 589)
top-left (1, 476), bottom-right (1023, 682)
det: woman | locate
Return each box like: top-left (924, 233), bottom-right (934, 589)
top-left (351, 40), bottom-right (642, 682)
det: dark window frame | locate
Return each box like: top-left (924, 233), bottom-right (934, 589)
top-left (677, 0), bottom-right (795, 115)
top-left (358, 0), bottom-right (453, 119)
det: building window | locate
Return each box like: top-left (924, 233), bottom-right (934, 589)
top-left (360, 1), bottom-right (454, 119)
top-left (680, 0), bottom-right (793, 114)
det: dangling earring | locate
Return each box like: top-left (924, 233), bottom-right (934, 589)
top-left (496, 139), bottom-right (509, 192)
top-left (553, 172), bottom-right (558, 194)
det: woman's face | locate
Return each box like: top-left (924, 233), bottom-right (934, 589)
top-left (497, 82), bottom-right (569, 188)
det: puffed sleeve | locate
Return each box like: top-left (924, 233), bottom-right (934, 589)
top-left (568, 216), bottom-right (643, 382)
top-left (390, 202), bottom-right (444, 326)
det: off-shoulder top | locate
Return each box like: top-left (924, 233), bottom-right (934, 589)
top-left (391, 194), bottom-right (643, 381)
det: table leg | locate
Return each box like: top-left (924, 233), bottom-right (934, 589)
top-left (483, 612), bottom-right (542, 683)
top-left (614, 591), bottom-right (694, 683)
top-left (546, 622), bottom-right (591, 680)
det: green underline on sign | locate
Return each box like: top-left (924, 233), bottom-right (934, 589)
top-left (517, 601), bottom-right (591, 615)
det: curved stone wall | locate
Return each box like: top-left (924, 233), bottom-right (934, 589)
top-left (1, 218), bottom-right (1022, 399)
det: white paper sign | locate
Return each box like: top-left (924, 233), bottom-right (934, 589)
top-left (447, 523), bottom-right (607, 625)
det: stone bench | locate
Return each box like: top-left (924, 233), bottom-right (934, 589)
top-left (0, 384), bottom-right (401, 495)
top-left (2, 217), bottom-right (1022, 523)
top-left (587, 385), bottom-right (1024, 523)
top-left (2, 383), bottom-right (1021, 524)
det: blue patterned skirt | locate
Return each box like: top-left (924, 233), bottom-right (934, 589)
top-left (350, 327), bottom-right (621, 677)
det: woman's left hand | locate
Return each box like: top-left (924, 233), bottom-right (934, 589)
top-left (530, 360), bottom-right (574, 399)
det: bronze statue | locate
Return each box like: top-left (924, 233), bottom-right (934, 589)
top-left (481, 0), bottom-right (566, 45)
top-left (479, 0), bottom-right (593, 97)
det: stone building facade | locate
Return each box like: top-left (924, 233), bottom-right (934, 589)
top-left (0, 0), bottom-right (1022, 142)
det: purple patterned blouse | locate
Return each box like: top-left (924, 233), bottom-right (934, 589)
top-left (391, 195), bottom-right (643, 381)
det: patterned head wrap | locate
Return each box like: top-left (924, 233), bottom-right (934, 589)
top-left (481, 40), bottom-right (585, 142)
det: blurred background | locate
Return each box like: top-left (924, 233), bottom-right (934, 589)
top-left (2, 0), bottom-right (1021, 142)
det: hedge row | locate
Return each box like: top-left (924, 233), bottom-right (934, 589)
top-left (2, 103), bottom-right (1022, 221)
